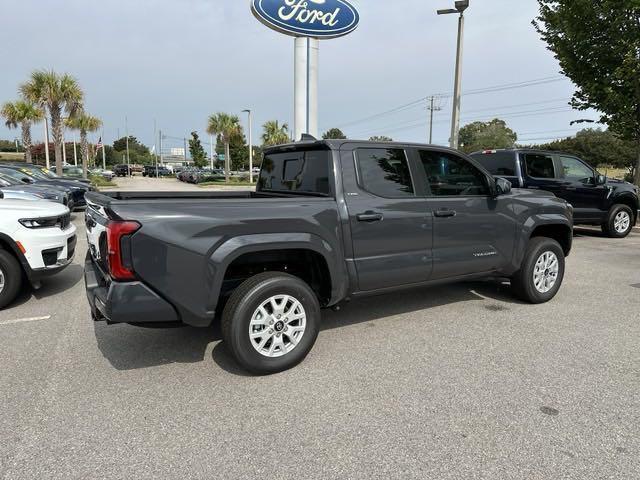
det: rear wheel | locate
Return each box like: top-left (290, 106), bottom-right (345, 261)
top-left (0, 249), bottom-right (23, 310)
top-left (221, 272), bottom-right (321, 374)
top-left (602, 204), bottom-right (634, 238)
top-left (511, 237), bottom-right (565, 304)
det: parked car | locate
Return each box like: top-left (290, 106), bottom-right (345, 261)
top-left (114, 164), bottom-right (131, 177)
top-left (39, 165), bottom-right (91, 185)
top-left (471, 149), bottom-right (640, 238)
top-left (84, 139), bottom-right (573, 374)
top-left (89, 168), bottom-right (115, 181)
top-left (61, 165), bottom-right (85, 179)
top-left (0, 165), bottom-right (87, 210)
top-left (142, 165), bottom-right (172, 177)
top-left (0, 198), bottom-right (76, 308)
top-left (0, 172), bottom-right (71, 207)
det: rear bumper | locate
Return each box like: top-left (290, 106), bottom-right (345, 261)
top-left (84, 253), bottom-right (179, 325)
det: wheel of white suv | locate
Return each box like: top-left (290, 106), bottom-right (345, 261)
top-left (0, 249), bottom-right (23, 310)
top-left (511, 237), bottom-right (565, 304)
top-left (602, 204), bottom-right (634, 238)
top-left (221, 272), bottom-right (321, 374)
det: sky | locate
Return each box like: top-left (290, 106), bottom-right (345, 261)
top-left (0, 0), bottom-right (601, 152)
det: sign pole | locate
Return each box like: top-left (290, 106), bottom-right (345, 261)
top-left (294, 37), bottom-right (307, 142)
top-left (308, 37), bottom-right (319, 139)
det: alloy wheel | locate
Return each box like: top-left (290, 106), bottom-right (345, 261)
top-left (533, 251), bottom-right (559, 294)
top-left (248, 295), bottom-right (307, 358)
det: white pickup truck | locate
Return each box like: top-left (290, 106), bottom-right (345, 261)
top-left (0, 198), bottom-right (77, 309)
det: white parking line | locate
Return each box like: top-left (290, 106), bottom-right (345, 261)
top-left (0, 315), bottom-right (51, 326)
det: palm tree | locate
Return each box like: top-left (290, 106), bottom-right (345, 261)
top-left (65, 111), bottom-right (102, 179)
top-left (261, 120), bottom-right (290, 147)
top-left (207, 112), bottom-right (241, 182)
top-left (1, 100), bottom-right (43, 163)
top-left (20, 70), bottom-right (83, 175)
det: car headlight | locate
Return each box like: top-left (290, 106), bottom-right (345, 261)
top-left (19, 217), bottom-right (61, 229)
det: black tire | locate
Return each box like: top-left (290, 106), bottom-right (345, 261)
top-left (511, 237), bottom-right (565, 304)
top-left (221, 272), bottom-right (321, 375)
top-left (602, 204), bottom-right (634, 238)
top-left (0, 249), bottom-right (23, 310)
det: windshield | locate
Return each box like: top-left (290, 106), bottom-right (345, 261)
top-left (17, 166), bottom-right (50, 180)
top-left (258, 149), bottom-right (331, 196)
top-left (0, 173), bottom-right (20, 186)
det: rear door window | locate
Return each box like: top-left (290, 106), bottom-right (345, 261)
top-left (355, 148), bottom-right (414, 198)
top-left (470, 151), bottom-right (517, 176)
top-left (523, 153), bottom-right (556, 179)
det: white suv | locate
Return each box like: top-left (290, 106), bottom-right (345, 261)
top-left (0, 199), bottom-right (77, 309)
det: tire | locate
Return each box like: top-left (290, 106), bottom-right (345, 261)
top-left (0, 249), bottom-right (23, 310)
top-left (221, 272), bottom-right (321, 374)
top-left (602, 204), bottom-right (634, 238)
top-left (511, 237), bottom-right (565, 304)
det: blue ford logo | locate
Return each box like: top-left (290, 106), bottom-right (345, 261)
top-left (251, 0), bottom-right (360, 39)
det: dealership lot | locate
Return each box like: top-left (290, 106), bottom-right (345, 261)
top-left (1, 200), bottom-right (639, 479)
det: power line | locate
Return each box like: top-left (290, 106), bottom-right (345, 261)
top-left (327, 76), bottom-right (568, 131)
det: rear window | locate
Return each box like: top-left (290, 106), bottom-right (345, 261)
top-left (258, 150), bottom-right (331, 195)
top-left (471, 151), bottom-right (517, 176)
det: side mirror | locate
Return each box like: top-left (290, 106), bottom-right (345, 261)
top-left (494, 177), bottom-right (512, 196)
top-left (22, 177), bottom-right (34, 184)
top-left (596, 174), bottom-right (607, 185)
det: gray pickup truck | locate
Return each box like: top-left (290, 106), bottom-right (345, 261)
top-left (84, 139), bottom-right (573, 373)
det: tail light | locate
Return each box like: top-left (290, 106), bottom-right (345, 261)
top-left (106, 220), bottom-right (141, 281)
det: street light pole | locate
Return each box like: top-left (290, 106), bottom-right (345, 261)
top-left (438, 0), bottom-right (469, 150)
top-left (243, 109), bottom-right (253, 183)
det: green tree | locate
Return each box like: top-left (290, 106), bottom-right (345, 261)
top-left (369, 136), bottom-right (393, 142)
top-left (216, 131), bottom-right (248, 171)
top-left (534, 1), bottom-right (640, 184)
top-left (207, 112), bottom-right (241, 182)
top-left (1, 100), bottom-right (43, 163)
top-left (113, 136), bottom-right (149, 155)
top-left (459, 118), bottom-right (518, 153)
top-left (534, 128), bottom-right (637, 172)
top-left (261, 120), bottom-right (290, 147)
top-left (322, 128), bottom-right (347, 139)
top-left (20, 70), bottom-right (83, 175)
top-left (65, 111), bottom-right (102, 178)
top-left (189, 131), bottom-right (208, 168)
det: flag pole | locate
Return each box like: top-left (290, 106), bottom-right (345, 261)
top-left (101, 128), bottom-right (106, 170)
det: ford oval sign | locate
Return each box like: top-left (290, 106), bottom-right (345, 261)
top-left (251, 0), bottom-right (360, 39)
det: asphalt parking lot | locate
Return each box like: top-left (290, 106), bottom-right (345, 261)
top-left (1, 193), bottom-right (639, 479)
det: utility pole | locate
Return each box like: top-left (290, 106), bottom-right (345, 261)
top-left (44, 117), bottom-right (51, 169)
top-left (243, 109), bottom-right (253, 183)
top-left (159, 130), bottom-right (164, 167)
top-left (427, 96), bottom-right (442, 144)
top-left (438, 0), bottom-right (469, 150)
top-left (154, 120), bottom-right (158, 178)
top-left (101, 128), bottom-right (106, 170)
top-left (125, 116), bottom-right (130, 176)
top-left (184, 137), bottom-right (188, 164)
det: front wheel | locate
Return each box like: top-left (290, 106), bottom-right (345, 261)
top-left (0, 249), bottom-right (23, 310)
top-left (221, 272), bottom-right (321, 374)
top-left (511, 238), bottom-right (565, 304)
top-left (602, 204), bottom-right (634, 238)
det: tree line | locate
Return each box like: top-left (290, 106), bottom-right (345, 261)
top-left (1, 70), bottom-right (101, 178)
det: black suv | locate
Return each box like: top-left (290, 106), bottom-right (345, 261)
top-left (114, 164), bottom-right (131, 177)
top-left (471, 149), bottom-right (639, 238)
top-left (142, 165), bottom-right (171, 177)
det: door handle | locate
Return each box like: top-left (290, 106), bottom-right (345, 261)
top-left (356, 212), bottom-right (384, 222)
top-left (434, 209), bottom-right (457, 218)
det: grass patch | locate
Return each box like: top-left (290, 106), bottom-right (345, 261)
top-left (90, 175), bottom-right (117, 188)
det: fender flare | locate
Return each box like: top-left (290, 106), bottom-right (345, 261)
top-left (207, 232), bottom-right (349, 310)
top-left (511, 214), bottom-right (573, 271)
top-left (0, 232), bottom-right (31, 274)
